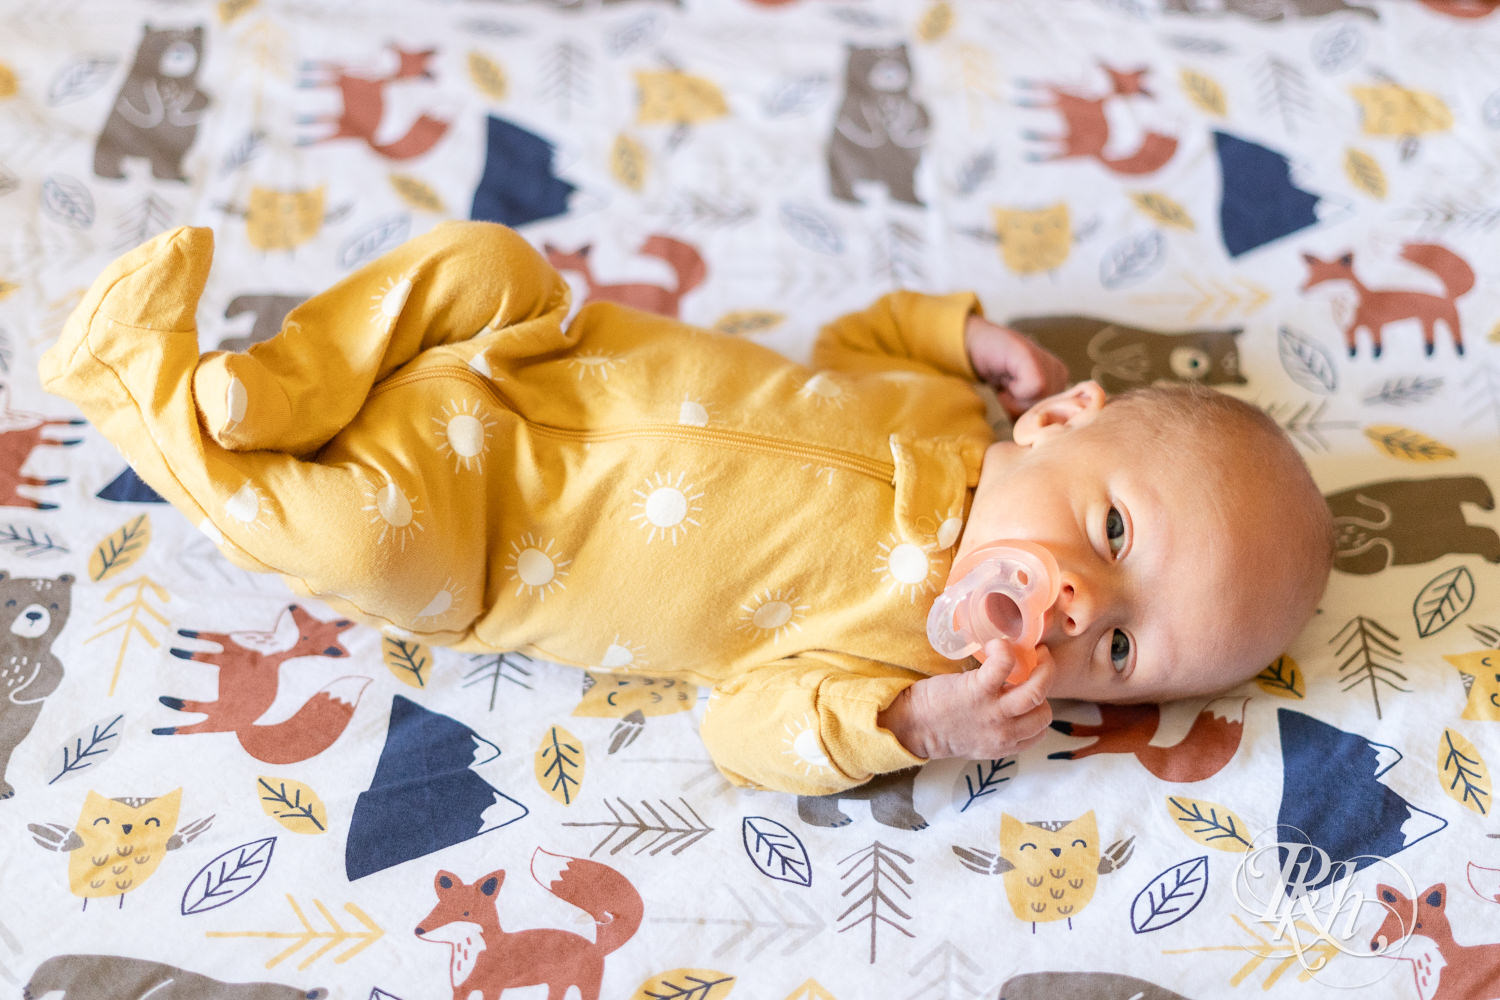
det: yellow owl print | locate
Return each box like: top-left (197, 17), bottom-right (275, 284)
top-left (1350, 84), bottom-right (1453, 137)
top-left (1446, 650), bottom-right (1500, 722)
top-left (634, 70), bottom-right (729, 126)
top-left (992, 203), bottom-right (1072, 275)
top-left (242, 186), bottom-right (328, 251)
top-left (28, 788), bottom-right (214, 908)
top-left (953, 810), bottom-right (1134, 929)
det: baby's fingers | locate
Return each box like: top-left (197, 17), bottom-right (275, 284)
top-left (996, 650), bottom-right (1053, 715)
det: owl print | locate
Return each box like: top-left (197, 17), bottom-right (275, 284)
top-left (27, 789), bottom-right (213, 908)
top-left (991, 204), bottom-right (1072, 275)
top-left (953, 810), bottom-right (1134, 929)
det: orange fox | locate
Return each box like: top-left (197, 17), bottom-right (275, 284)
top-left (1301, 243), bottom-right (1474, 358)
top-left (1048, 699), bottom-right (1247, 783)
top-left (1019, 65), bottom-right (1179, 176)
top-left (299, 45), bottom-right (451, 160)
top-left (154, 604), bottom-right (369, 765)
top-left (544, 235), bottom-right (706, 319)
top-left (0, 386), bottom-right (84, 510)
top-left (1369, 883), bottom-right (1500, 1000)
top-left (416, 849), bottom-right (643, 1000)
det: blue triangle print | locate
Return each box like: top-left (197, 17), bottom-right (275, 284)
top-left (1214, 131), bottom-right (1321, 258)
top-left (97, 466), bottom-right (166, 503)
top-left (345, 695), bottom-right (528, 881)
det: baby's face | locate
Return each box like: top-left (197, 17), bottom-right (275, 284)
top-left (955, 383), bottom-right (1293, 704)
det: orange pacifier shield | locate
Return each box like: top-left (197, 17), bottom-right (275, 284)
top-left (925, 540), bottom-right (1061, 685)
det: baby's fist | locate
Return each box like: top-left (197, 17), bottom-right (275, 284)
top-left (964, 315), bottom-right (1070, 419)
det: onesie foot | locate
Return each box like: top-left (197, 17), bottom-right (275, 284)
top-left (192, 349), bottom-right (293, 452)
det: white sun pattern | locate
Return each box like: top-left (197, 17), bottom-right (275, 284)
top-left (504, 533), bottom-right (571, 601)
top-left (798, 372), bottom-right (846, 408)
top-left (415, 577), bottom-right (466, 622)
top-left (628, 471), bottom-right (704, 545)
top-left (433, 397), bottom-right (496, 473)
top-left (738, 588), bottom-right (809, 644)
top-left (598, 635), bottom-right (648, 672)
top-left (567, 351), bottom-right (623, 381)
top-left (782, 712), bottom-right (832, 776)
top-left (362, 475), bottom-right (425, 550)
top-left (371, 270), bottom-right (414, 328)
top-left (874, 531), bottom-right (938, 602)
top-left (222, 480), bottom-right (271, 529)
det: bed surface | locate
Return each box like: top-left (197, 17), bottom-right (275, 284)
top-left (2, 1), bottom-right (1498, 998)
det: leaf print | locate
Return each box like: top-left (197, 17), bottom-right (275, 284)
top-left (1438, 728), bottom-right (1490, 816)
top-left (742, 816), bottom-right (813, 887)
top-left (955, 758), bottom-right (1016, 812)
top-left (917, 2), bottom-right (955, 41)
top-left (47, 55), bottom-right (118, 106)
top-left (782, 981), bottom-right (837, 1000)
top-left (340, 214), bottom-right (411, 270)
top-left (49, 714), bottom-right (124, 784)
top-left (1364, 424), bottom-right (1456, 462)
top-left (536, 725), bottom-right (585, 806)
top-left (1344, 148), bottom-right (1387, 199)
top-left (0, 522), bottom-right (69, 558)
top-left (85, 576), bottom-right (169, 696)
top-left (1256, 655), bottom-right (1305, 699)
top-left (1363, 375), bottom-right (1443, 407)
top-left (41, 175), bottom-right (95, 228)
top-left (1100, 230), bottom-right (1164, 290)
top-left (1129, 191), bottom-right (1196, 231)
top-left (181, 837), bottom-right (276, 914)
top-left (561, 797), bottom-right (712, 856)
top-left (388, 174), bottom-right (445, 214)
top-left (382, 636), bottom-right (430, 688)
top-left (1131, 856), bottom-right (1209, 933)
top-left (1413, 566), bottom-right (1475, 638)
top-left (257, 777), bottom-right (328, 834)
top-left (206, 893), bottom-right (383, 967)
top-left (467, 50), bottom-right (508, 100)
top-left (837, 841), bottom-right (915, 963)
top-left (90, 514), bottom-right (151, 582)
top-left (1277, 324), bottom-right (1338, 393)
top-left (612, 133), bottom-right (650, 192)
top-left (781, 202), bottom-right (844, 255)
top-left (1332, 615), bottom-right (1407, 720)
top-left (1166, 796), bottom-right (1252, 852)
top-left (1180, 68), bottom-right (1227, 117)
top-left (713, 309), bottom-right (785, 336)
top-left (630, 970), bottom-right (736, 1000)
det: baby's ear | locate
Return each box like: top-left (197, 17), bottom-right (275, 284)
top-left (1012, 381), bottom-right (1105, 447)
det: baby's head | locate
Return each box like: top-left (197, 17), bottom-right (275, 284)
top-left (957, 380), bottom-right (1332, 703)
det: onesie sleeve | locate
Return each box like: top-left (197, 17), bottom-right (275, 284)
top-left (810, 290), bottom-right (981, 381)
top-left (699, 653), bottom-right (927, 795)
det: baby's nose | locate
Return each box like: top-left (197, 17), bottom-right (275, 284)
top-left (1048, 577), bottom-right (1096, 639)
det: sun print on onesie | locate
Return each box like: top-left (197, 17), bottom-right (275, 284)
top-left (917, 509), bottom-right (965, 549)
top-left (782, 713), bottom-right (834, 778)
top-left (504, 533), bottom-right (571, 600)
top-left (874, 532), bottom-right (938, 601)
top-left (363, 475), bottom-right (424, 550)
top-left (415, 578), bottom-right (468, 623)
top-left (566, 351), bottom-right (623, 381)
top-left (677, 397), bottom-right (713, 427)
top-left (370, 270), bottom-right (414, 328)
top-left (433, 398), bottom-right (495, 473)
top-left (798, 372), bottom-right (847, 408)
top-left (598, 635), bottom-right (648, 671)
top-left (738, 588), bottom-right (809, 644)
top-left (629, 471), bottom-right (704, 545)
top-left (222, 480), bottom-right (272, 529)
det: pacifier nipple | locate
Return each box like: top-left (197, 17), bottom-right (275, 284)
top-left (926, 540), bottom-right (1061, 683)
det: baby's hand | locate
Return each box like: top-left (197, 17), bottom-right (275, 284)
top-left (877, 641), bottom-right (1054, 761)
top-left (964, 315), bottom-right (1070, 419)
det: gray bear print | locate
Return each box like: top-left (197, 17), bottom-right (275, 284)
top-left (94, 24), bottom-right (211, 182)
top-left (0, 572), bottom-right (73, 800)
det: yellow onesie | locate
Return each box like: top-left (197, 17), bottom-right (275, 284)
top-left (40, 221), bottom-right (995, 795)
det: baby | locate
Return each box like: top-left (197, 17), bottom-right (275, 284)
top-left (40, 221), bottom-right (1332, 796)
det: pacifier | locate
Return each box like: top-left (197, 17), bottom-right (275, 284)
top-left (926, 540), bottom-right (1060, 685)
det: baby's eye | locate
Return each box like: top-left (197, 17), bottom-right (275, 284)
top-left (1109, 629), bottom-right (1132, 671)
top-left (1105, 506), bottom-right (1127, 556)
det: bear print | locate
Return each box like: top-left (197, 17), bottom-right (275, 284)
top-left (1326, 475), bottom-right (1500, 575)
top-left (94, 25), bottom-right (211, 182)
top-left (25, 954), bottom-right (325, 1000)
top-left (1005, 316), bottom-right (1246, 394)
top-left (827, 43), bottom-right (930, 206)
top-left (0, 572), bottom-right (73, 800)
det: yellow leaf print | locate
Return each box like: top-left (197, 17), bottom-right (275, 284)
top-left (631, 970), bottom-right (735, 1000)
top-left (0, 62), bottom-right (17, 99)
top-left (1445, 650), bottom-right (1500, 722)
top-left (1129, 191), bottom-right (1196, 231)
top-left (1364, 424), bottom-right (1456, 462)
top-left (217, 0), bottom-right (257, 23)
top-left (90, 515), bottom-right (152, 582)
top-left (1344, 148), bottom-right (1387, 200)
top-left (1180, 68), bottom-right (1227, 117)
top-left (611, 133), bottom-right (650, 192)
top-left (536, 725), bottom-right (585, 805)
top-left (257, 777), bottom-right (328, 834)
top-left (1166, 796), bottom-right (1252, 852)
top-left (784, 980), bottom-right (838, 1000)
top-left (573, 672), bottom-right (696, 718)
top-left (0, 279), bottom-right (19, 303)
top-left (917, 2), bottom-right (954, 42)
top-left (1352, 83), bottom-right (1453, 136)
top-left (1488, 320), bottom-right (1500, 344)
top-left (382, 636), bottom-right (430, 688)
top-left (389, 173), bottom-right (445, 214)
top-left (468, 50), bottom-right (508, 101)
top-left (712, 309), bottom-right (785, 336)
top-left (1438, 728), bottom-right (1490, 816)
top-left (1256, 654), bottom-right (1304, 700)
top-left (635, 70), bottom-right (729, 126)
